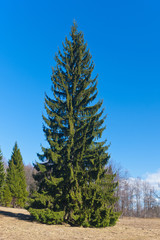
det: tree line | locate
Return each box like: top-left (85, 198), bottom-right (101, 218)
top-left (1, 149), bottom-right (160, 219)
top-left (115, 169), bottom-right (160, 218)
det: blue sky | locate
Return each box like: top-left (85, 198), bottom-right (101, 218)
top-left (0, 0), bottom-right (160, 180)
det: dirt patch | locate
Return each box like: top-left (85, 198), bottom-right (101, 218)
top-left (0, 206), bottom-right (160, 240)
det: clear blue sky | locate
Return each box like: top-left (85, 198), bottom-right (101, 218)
top-left (0, 0), bottom-right (160, 179)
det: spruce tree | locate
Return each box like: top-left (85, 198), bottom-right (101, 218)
top-left (29, 23), bottom-right (120, 227)
top-left (0, 148), bottom-right (5, 203)
top-left (7, 142), bottom-right (28, 207)
top-left (1, 182), bottom-right (12, 207)
top-left (0, 148), bottom-right (5, 188)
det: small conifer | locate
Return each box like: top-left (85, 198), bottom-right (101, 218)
top-left (7, 142), bottom-right (28, 207)
top-left (0, 148), bottom-right (5, 203)
top-left (0, 148), bottom-right (5, 188)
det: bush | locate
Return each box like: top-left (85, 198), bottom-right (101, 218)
top-left (28, 208), bottom-right (64, 224)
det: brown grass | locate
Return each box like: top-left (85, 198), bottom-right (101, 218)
top-left (0, 206), bottom-right (160, 240)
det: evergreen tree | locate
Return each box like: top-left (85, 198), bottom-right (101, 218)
top-left (29, 23), bottom-right (120, 227)
top-left (1, 182), bottom-right (12, 207)
top-left (7, 142), bottom-right (28, 207)
top-left (0, 148), bottom-right (5, 188)
top-left (0, 148), bottom-right (5, 203)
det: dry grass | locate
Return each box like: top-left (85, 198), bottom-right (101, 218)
top-left (0, 206), bottom-right (160, 240)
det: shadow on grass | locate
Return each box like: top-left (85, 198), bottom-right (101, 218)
top-left (0, 209), bottom-right (34, 222)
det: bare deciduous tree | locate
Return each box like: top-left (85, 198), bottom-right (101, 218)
top-left (24, 164), bottom-right (37, 194)
top-left (110, 160), bottom-right (160, 218)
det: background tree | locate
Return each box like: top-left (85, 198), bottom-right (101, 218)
top-left (112, 161), bottom-right (160, 218)
top-left (1, 182), bottom-right (12, 207)
top-left (24, 164), bottom-right (37, 195)
top-left (7, 142), bottom-right (28, 207)
top-left (28, 23), bottom-right (120, 227)
top-left (0, 148), bottom-right (5, 203)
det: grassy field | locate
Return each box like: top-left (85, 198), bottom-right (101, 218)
top-left (0, 206), bottom-right (160, 240)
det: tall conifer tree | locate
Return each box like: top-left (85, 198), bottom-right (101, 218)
top-left (7, 142), bottom-right (28, 207)
top-left (29, 23), bottom-right (120, 227)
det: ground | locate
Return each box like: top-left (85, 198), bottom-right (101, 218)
top-left (0, 206), bottom-right (160, 240)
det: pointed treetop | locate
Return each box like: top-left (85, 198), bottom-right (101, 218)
top-left (9, 142), bottom-right (23, 168)
top-left (70, 21), bottom-right (82, 39)
top-left (72, 20), bottom-right (78, 31)
top-left (13, 141), bottom-right (18, 151)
